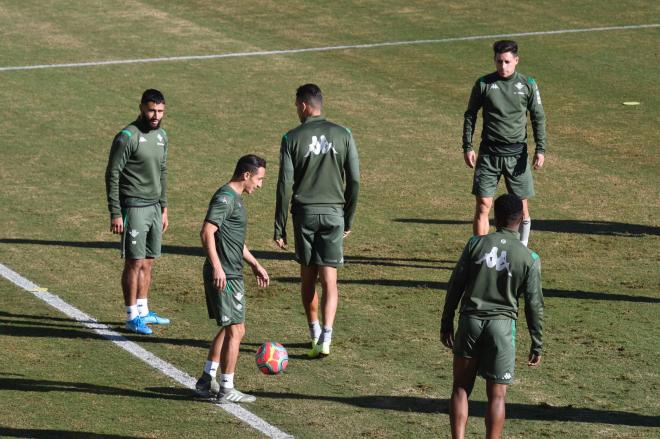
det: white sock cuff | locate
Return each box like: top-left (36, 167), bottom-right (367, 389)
top-left (204, 360), bottom-right (219, 377)
top-left (220, 373), bottom-right (235, 389)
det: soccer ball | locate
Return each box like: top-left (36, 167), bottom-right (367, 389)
top-left (255, 342), bottom-right (288, 375)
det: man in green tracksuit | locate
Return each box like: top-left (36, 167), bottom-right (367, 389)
top-left (441, 194), bottom-right (544, 439)
top-left (274, 83), bottom-right (360, 357)
top-left (105, 89), bottom-right (170, 335)
top-left (195, 154), bottom-right (269, 403)
top-left (463, 40), bottom-right (547, 246)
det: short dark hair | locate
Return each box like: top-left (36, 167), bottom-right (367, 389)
top-left (232, 154), bottom-right (266, 179)
top-left (296, 83), bottom-right (323, 108)
top-left (494, 194), bottom-right (523, 226)
top-left (493, 40), bottom-right (518, 56)
top-left (141, 89), bottom-right (166, 105)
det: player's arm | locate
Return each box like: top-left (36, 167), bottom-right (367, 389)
top-left (523, 253), bottom-right (544, 366)
top-left (201, 194), bottom-right (233, 291)
top-left (462, 80), bottom-right (483, 168)
top-left (160, 134), bottom-right (169, 232)
top-left (105, 131), bottom-right (134, 234)
top-left (440, 241), bottom-right (472, 348)
top-left (200, 221), bottom-right (225, 290)
top-left (527, 78), bottom-right (547, 169)
top-left (243, 244), bottom-right (269, 288)
top-left (343, 131), bottom-right (360, 237)
top-left (274, 135), bottom-right (294, 248)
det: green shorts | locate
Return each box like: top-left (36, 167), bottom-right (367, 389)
top-left (203, 263), bottom-right (245, 326)
top-left (121, 204), bottom-right (162, 259)
top-left (472, 153), bottom-right (534, 199)
top-left (293, 213), bottom-right (344, 267)
top-left (453, 316), bottom-right (516, 384)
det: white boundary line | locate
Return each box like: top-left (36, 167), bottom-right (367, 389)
top-left (0, 262), bottom-right (293, 439)
top-left (0, 24), bottom-right (657, 72)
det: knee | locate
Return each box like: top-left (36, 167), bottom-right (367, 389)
top-left (228, 324), bottom-right (246, 339)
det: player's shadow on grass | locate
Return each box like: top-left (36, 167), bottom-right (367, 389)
top-left (0, 239), bottom-right (453, 269)
top-left (0, 427), bottom-right (141, 439)
top-left (0, 377), bottom-right (191, 401)
top-left (252, 392), bottom-right (660, 427)
top-left (274, 276), bottom-right (448, 290)
top-left (393, 218), bottom-right (660, 236)
top-left (0, 238), bottom-right (455, 270)
top-left (0, 312), bottom-right (211, 348)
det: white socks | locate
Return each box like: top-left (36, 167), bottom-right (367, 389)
top-left (309, 320), bottom-right (321, 341)
top-left (519, 218), bottom-right (531, 247)
top-left (204, 360), bottom-right (219, 378)
top-left (126, 305), bottom-right (139, 321)
top-left (220, 373), bottom-right (234, 389)
top-left (137, 298), bottom-right (149, 317)
top-left (317, 326), bottom-right (333, 345)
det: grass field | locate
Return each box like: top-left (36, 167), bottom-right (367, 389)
top-left (1, 1), bottom-right (659, 438)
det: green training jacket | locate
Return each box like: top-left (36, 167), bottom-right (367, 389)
top-left (441, 228), bottom-right (544, 355)
top-left (463, 71), bottom-right (546, 156)
top-left (105, 119), bottom-right (168, 218)
top-left (274, 115), bottom-right (360, 240)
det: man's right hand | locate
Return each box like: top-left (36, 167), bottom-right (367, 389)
top-left (110, 217), bottom-right (123, 234)
top-left (441, 331), bottom-right (454, 349)
top-left (528, 352), bottom-right (542, 367)
top-left (463, 150), bottom-right (476, 168)
top-left (274, 238), bottom-right (287, 249)
top-left (213, 263), bottom-right (227, 291)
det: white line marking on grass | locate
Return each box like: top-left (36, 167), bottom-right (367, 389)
top-left (0, 24), bottom-right (657, 72)
top-left (0, 262), bottom-right (293, 439)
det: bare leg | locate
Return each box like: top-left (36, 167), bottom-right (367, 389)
top-left (137, 257), bottom-right (154, 300)
top-left (207, 328), bottom-right (226, 363)
top-left (318, 266), bottom-right (339, 329)
top-left (220, 323), bottom-right (245, 374)
top-left (450, 356), bottom-right (479, 439)
top-left (485, 381), bottom-right (508, 439)
top-left (121, 259), bottom-right (143, 306)
top-left (473, 197), bottom-right (493, 236)
top-left (300, 265), bottom-right (319, 323)
top-left (521, 198), bottom-right (529, 220)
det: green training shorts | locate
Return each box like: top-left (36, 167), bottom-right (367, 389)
top-left (453, 315), bottom-right (516, 385)
top-left (121, 204), bottom-right (162, 259)
top-left (292, 213), bottom-right (344, 267)
top-left (472, 153), bottom-right (535, 199)
top-left (203, 262), bottom-right (246, 326)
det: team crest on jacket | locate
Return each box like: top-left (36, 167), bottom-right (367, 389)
top-left (304, 135), bottom-right (337, 158)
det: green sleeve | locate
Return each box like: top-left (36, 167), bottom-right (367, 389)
top-left (343, 132), bottom-right (360, 231)
top-left (105, 131), bottom-right (134, 218)
top-left (527, 78), bottom-right (547, 154)
top-left (205, 192), bottom-right (234, 228)
top-left (462, 80), bottom-right (483, 152)
top-left (274, 135), bottom-right (294, 240)
top-left (523, 254), bottom-right (544, 355)
top-left (441, 240), bottom-right (472, 332)
top-left (159, 136), bottom-right (168, 208)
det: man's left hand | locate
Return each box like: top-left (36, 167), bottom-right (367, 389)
top-left (162, 207), bottom-right (169, 233)
top-left (533, 153), bottom-right (545, 170)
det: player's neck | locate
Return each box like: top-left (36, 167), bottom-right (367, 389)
top-left (227, 181), bottom-right (244, 196)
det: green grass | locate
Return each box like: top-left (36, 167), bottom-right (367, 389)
top-left (1, 1), bottom-right (659, 438)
